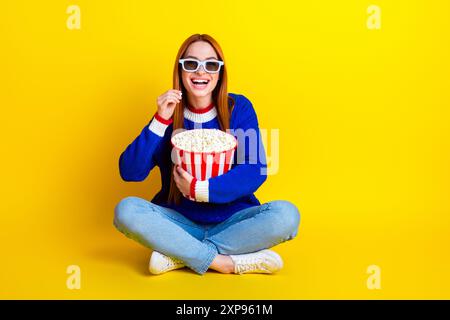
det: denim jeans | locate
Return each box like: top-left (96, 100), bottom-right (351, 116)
top-left (113, 196), bottom-right (301, 275)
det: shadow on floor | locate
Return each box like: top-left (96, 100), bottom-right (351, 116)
top-left (87, 243), bottom-right (199, 276)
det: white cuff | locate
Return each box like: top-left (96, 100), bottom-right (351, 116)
top-left (195, 180), bottom-right (209, 202)
top-left (148, 117), bottom-right (169, 137)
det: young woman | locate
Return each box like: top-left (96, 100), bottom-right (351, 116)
top-left (114, 34), bottom-right (301, 275)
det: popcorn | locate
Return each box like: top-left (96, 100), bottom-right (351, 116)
top-left (171, 128), bottom-right (237, 153)
top-left (171, 129), bottom-right (238, 182)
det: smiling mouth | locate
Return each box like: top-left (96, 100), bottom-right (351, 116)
top-left (191, 78), bottom-right (210, 89)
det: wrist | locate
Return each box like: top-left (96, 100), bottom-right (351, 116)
top-left (156, 111), bottom-right (173, 124)
top-left (149, 112), bottom-right (173, 137)
top-left (194, 179), bottom-right (209, 202)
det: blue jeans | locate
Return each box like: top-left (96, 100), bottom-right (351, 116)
top-left (113, 196), bottom-right (301, 275)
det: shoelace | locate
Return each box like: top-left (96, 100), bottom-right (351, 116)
top-left (164, 256), bottom-right (184, 268)
top-left (235, 257), bottom-right (267, 274)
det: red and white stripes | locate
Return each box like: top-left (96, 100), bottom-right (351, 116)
top-left (173, 148), bottom-right (236, 181)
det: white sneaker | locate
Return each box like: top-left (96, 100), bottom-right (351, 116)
top-left (148, 251), bottom-right (185, 275)
top-left (229, 249), bottom-right (283, 274)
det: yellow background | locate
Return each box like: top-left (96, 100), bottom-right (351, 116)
top-left (1, 0), bottom-right (450, 299)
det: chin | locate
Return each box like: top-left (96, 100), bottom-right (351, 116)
top-left (188, 89), bottom-right (211, 97)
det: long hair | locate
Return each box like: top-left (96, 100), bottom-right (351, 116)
top-left (167, 34), bottom-right (235, 205)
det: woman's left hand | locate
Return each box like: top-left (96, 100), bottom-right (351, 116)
top-left (173, 165), bottom-right (194, 198)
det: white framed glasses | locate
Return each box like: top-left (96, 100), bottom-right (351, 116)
top-left (179, 58), bottom-right (224, 74)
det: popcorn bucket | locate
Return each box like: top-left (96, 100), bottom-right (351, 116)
top-left (171, 130), bottom-right (238, 181)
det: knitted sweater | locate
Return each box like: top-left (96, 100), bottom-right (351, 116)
top-left (118, 93), bottom-right (267, 224)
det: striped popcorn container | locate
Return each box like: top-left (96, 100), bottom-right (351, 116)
top-left (171, 129), bottom-right (238, 200)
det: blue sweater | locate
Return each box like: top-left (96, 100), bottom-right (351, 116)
top-left (119, 93), bottom-right (267, 224)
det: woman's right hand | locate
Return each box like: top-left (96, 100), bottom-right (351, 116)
top-left (156, 89), bottom-right (182, 120)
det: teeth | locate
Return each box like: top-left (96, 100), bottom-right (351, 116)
top-left (192, 79), bottom-right (209, 84)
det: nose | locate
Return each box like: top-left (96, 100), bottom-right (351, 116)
top-left (196, 64), bottom-right (206, 74)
